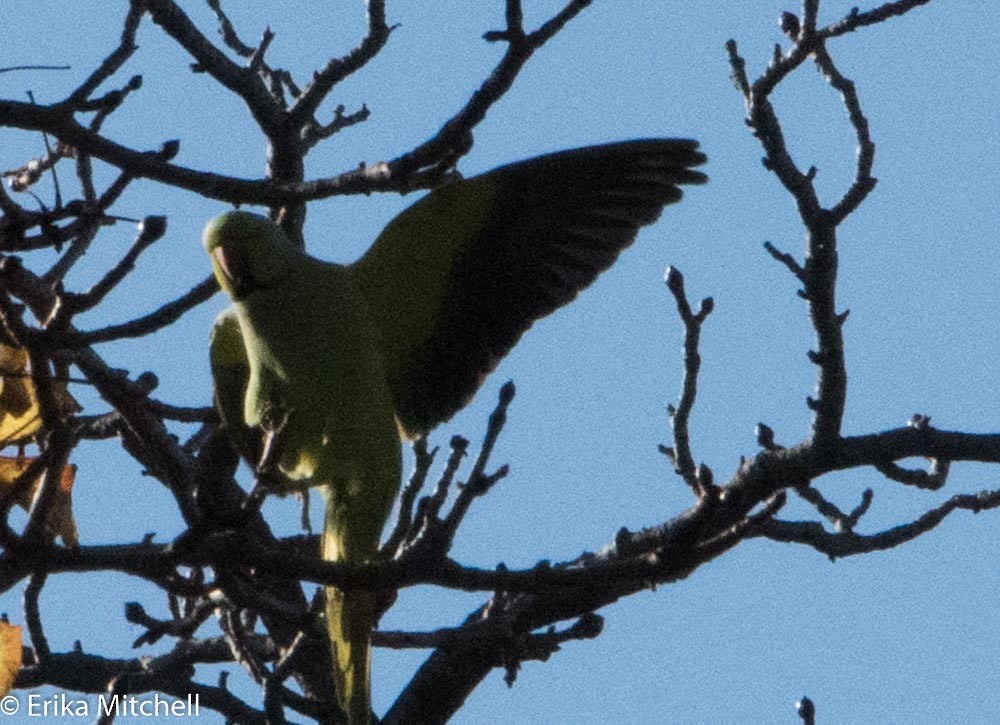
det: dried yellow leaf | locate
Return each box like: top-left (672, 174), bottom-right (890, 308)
top-left (0, 343), bottom-right (79, 447)
top-left (0, 622), bottom-right (22, 697)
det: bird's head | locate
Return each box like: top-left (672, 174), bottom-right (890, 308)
top-left (203, 211), bottom-right (299, 301)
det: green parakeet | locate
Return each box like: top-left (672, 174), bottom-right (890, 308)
top-left (205, 138), bottom-right (706, 724)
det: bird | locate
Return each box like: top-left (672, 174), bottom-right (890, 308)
top-left (204, 138), bottom-right (706, 724)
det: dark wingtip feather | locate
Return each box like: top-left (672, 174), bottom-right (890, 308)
top-left (390, 138), bottom-right (708, 435)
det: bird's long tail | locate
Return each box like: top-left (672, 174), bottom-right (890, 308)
top-left (323, 490), bottom-right (375, 725)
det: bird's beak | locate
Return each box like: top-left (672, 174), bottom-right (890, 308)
top-left (213, 246), bottom-right (252, 299)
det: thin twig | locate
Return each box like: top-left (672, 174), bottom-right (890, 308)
top-left (383, 437), bottom-right (435, 557)
top-left (66, 2), bottom-right (144, 107)
top-left (206, 0), bottom-right (255, 57)
top-left (66, 275), bottom-right (217, 345)
top-left (0, 65), bottom-right (71, 74)
top-left (392, 0), bottom-right (593, 181)
top-left (753, 487), bottom-right (1000, 559)
top-left (813, 45), bottom-right (876, 223)
top-left (142, 0), bottom-right (280, 129)
top-left (57, 216), bottom-right (168, 316)
top-left (438, 382), bottom-right (515, 550)
top-left (288, 0), bottom-right (390, 127)
top-left (822, 0), bottom-right (933, 40)
top-left (663, 267), bottom-right (714, 497)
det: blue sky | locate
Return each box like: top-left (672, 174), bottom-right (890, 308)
top-left (3, 1), bottom-right (999, 723)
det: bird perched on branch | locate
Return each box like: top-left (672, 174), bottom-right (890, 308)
top-left (204, 138), bottom-right (706, 724)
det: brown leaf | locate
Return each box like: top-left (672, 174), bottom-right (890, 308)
top-left (0, 456), bottom-right (78, 547)
top-left (0, 622), bottom-right (22, 697)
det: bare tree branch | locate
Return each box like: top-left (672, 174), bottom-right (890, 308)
top-left (662, 267), bottom-right (714, 497)
top-left (66, 275), bottom-right (217, 346)
top-left (753, 487), bottom-right (1000, 558)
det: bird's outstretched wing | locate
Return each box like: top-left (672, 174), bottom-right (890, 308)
top-left (349, 138), bottom-right (707, 437)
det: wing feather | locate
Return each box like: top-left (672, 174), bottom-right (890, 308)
top-left (350, 139), bottom-right (707, 436)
